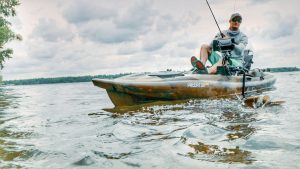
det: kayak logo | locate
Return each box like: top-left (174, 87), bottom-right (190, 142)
top-left (187, 82), bottom-right (208, 88)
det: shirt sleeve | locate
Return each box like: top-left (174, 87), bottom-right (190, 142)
top-left (233, 33), bottom-right (248, 55)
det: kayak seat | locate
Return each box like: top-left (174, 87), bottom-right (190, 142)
top-left (243, 49), bottom-right (254, 71)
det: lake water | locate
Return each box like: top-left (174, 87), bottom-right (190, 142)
top-left (0, 72), bottom-right (300, 169)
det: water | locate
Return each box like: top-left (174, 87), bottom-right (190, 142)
top-left (0, 72), bottom-right (300, 169)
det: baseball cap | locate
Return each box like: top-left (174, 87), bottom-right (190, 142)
top-left (230, 13), bottom-right (242, 21)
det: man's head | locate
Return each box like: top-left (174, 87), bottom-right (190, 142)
top-left (229, 13), bottom-right (242, 31)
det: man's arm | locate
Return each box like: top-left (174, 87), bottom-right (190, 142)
top-left (233, 33), bottom-right (248, 55)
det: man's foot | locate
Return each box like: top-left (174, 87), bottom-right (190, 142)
top-left (190, 56), bottom-right (208, 74)
top-left (195, 60), bottom-right (208, 74)
top-left (191, 56), bottom-right (198, 68)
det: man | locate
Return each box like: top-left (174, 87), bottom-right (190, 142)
top-left (191, 13), bottom-right (248, 74)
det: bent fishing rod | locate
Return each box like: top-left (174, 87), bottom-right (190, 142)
top-left (205, 0), bottom-right (225, 38)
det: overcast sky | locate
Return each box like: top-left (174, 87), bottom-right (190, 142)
top-left (2, 0), bottom-right (300, 80)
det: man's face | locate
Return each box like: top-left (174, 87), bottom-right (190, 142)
top-left (229, 17), bottom-right (242, 31)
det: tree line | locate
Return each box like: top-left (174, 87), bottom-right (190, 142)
top-left (3, 73), bottom-right (130, 85)
top-left (264, 67), bottom-right (300, 73)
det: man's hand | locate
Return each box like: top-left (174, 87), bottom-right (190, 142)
top-left (222, 34), bottom-right (230, 39)
top-left (231, 38), bottom-right (236, 44)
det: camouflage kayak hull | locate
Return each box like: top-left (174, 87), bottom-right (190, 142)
top-left (92, 71), bottom-right (276, 107)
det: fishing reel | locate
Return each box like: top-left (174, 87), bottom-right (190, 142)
top-left (212, 38), bottom-right (235, 66)
top-left (212, 38), bottom-right (235, 52)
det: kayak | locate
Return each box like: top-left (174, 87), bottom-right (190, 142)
top-left (92, 70), bottom-right (276, 107)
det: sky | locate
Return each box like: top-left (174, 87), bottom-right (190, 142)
top-left (2, 0), bottom-right (300, 80)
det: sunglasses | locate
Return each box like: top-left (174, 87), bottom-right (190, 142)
top-left (231, 17), bottom-right (242, 23)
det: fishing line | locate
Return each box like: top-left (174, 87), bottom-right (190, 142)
top-left (205, 0), bottom-right (224, 38)
top-left (234, 0), bottom-right (237, 12)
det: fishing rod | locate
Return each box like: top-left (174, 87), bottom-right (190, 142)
top-left (205, 0), bottom-right (224, 38)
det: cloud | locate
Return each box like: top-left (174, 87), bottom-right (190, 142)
top-left (61, 0), bottom-right (155, 44)
top-left (262, 13), bottom-right (298, 39)
top-left (31, 18), bottom-right (74, 42)
top-left (117, 42), bottom-right (141, 55)
top-left (3, 0), bottom-right (300, 80)
top-left (154, 11), bottom-right (201, 32)
top-left (77, 20), bottom-right (138, 43)
top-left (23, 0), bottom-right (202, 78)
top-left (177, 41), bottom-right (199, 50)
top-left (248, 0), bottom-right (271, 5)
top-left (115, 0), bottom-right (155, 30)
top-left (61, 0), bottom-right (117, 24)
top-left (142, 38), bottom-right (167, 52)
top-left (269, 17), bottom-right (298, 39)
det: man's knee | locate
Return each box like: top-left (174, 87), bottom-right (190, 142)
top-left (201, 44), bottom-right (211, 52)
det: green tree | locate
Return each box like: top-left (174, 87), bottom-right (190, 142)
top-left (0, 0), bottom-right (21, 69)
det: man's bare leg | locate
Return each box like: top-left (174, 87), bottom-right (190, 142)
top-left (199, 44), bottom-right (211, 64)
top-left (207, 58), bottom-right (224, 74)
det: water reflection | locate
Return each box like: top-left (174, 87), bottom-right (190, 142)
top-left (102, 99), bottom-right (189, 114)
top-left (109, 98), bottom-right (265, 165)
top-left (221, 111), bottom-right (257, 141)
top-left (0, 87), bottom-right (19, 111)
top-left (0, 139), bottom-right (32, 161)
top-left (100, 98), bottom-right (260, 165)
top-left (0, 87), bottom-right (36, 167)
top-left (171, 99), bottom-right (259, 164)
top-left (188, 141), bottom-right (255, 164)
top-left (226, 124), bottom-right (256, 140)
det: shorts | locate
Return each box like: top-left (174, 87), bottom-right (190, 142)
top-left (208, 51), bottom-right (243, 67)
